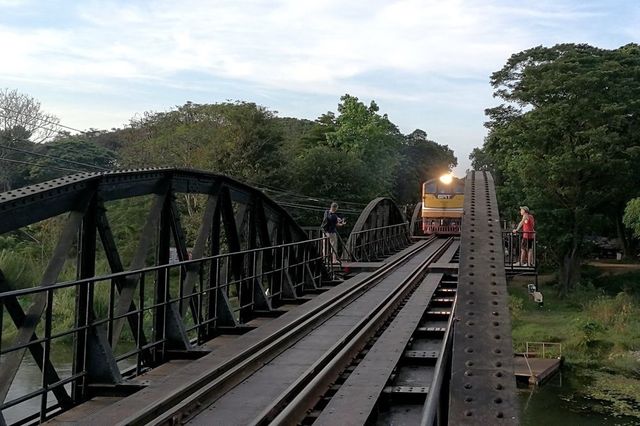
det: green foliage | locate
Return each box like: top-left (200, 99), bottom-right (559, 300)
top-left (509, 270), bottom-right (640, 376)
top-left (0, 249), bottom-right (39, 290)
top-left (102, 196), bottom-right (155, 266)
top-left (296, 95), bottom-right (402, 199)
top-left (576, 319), bottom-right (604, 348)
top-left (121, 101), bottom-right (286, 186)
top-left (0, 126), bottom-right (36, 191)
top-left (623, 198), bottom-right (640, 238)
top-left (592, 270), bottom-right (640, 297)
top-left (508, 294), bottom-right (525, 320)
top-left (292, 146), bottom-right (372, 202)
top-left (394, 130), bottom-right (457, 204)
top-left (475, 43), bottom-right (640, 294)
top-left (28, 136), bottom-right (117, 182)
top-left (288, 95), bottom-right (456, 205)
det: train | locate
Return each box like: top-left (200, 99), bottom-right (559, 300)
top-left (421, 174), bottom-right (464, 235)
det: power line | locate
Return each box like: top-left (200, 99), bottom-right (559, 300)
top-left (242, 176), bottom-right (366, 207)
top-left (263, 189), bottom-right (345, 207)
top-left (0, 157), bottom-right (83, 174)
top-left (278, 201), bottom-right (360, 214)
top-left (255, 184), bottom-right (366, 209)
top-left (0, 108), bottom-right (112, 172)
top-left (0, 105), bottom-right (86, 135)
top-left (0, 143), bottom-right (108, 171)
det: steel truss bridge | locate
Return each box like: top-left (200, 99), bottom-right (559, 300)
top-left (0, 169), bottom-right (518, 425)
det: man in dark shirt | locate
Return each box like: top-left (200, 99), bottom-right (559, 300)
top-left (322, 202), bottom-right (345, 262)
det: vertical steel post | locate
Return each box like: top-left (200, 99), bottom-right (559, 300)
top-left (72, 196), bottom-right (97, 401)
top-left (40, 290), bottom-right (54, 422)
top-left (154, 195), bottom-right (171, 361)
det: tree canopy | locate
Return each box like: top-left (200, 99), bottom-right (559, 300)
top-left (472, 43), bottom-right (640, 295)
top-left (0, 88), bottom-right (62, 191)
top-left (115, 95), bottom-right (456, 209)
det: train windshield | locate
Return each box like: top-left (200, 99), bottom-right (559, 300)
top-left (424, 179), bottom-right (464, 195)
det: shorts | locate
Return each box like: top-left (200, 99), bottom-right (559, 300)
top-left (523, 238), bottom-right (534, 250)
top-left (324, 232), bottom-right (338, 257)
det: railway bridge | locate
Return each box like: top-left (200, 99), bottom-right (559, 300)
top-left (0, 169), bottom-right (521, 425)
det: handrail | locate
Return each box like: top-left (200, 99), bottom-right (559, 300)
top-left (0, 237), bottom-right (326, 299)
top-left (502, 230), bottom-right (537, 269)
top-left (349, 222), bottom-right (409, 236)
top-left (420, 291), bottom-right (457, 426)
top-left (522, 352), bottom-right (535, 378)
top-left (526, 341), bottom-right (562, 359)
top-left (346, 223), bottom-right (410, 262)
top-left (124, 238), bottom-right (441, 425)
top-left (0, 237), bottom-right (330, 423)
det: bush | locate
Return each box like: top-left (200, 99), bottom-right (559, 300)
top-left (509, 294), bottom-right (525, 319)
top-left (577, 319), bottom-right (604, 348)
top-left (0, 249), bottom-right (39, 290)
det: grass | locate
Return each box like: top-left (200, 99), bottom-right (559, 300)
top-left (509, 268), bottom-right (640, 418)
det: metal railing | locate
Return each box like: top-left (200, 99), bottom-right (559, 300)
top-left (502, 231), bottom-right (537, 271)
top-left (0, 237), bottom-right (330, 424)
top-left (420, 291), bottom-right (457, 426)
top-left (346, 223), bottom-right (410, 262)
top-left (525, 341), bottom-right (562, 359)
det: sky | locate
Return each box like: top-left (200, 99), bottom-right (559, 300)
top-left (1, 0), bottom-right (638, 174)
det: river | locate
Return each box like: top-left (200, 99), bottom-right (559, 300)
top-left (518, 372), bottom-right (639, 425)
top-left (2, 348), bottom-right (134, 425)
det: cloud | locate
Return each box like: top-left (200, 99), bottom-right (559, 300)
top-left (0, 0), bottom-right (613, 100)
top-left (0, 0), bottom-right (632, 173)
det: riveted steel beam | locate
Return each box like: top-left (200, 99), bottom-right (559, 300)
top-left (0, 168), bottom-right (327, 421)
top-left (448, 171), bottom-right (519, 424)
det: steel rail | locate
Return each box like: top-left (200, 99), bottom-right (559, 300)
top-left (257, 238), bottom-right (454, 425)
top-left (117, 237), bottom-right (437, 426)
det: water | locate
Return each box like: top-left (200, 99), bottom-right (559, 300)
top-left (519, 372), bottom-right (640, 426)
top-left (2, 345), bottom-right (135, 425)
top-left (2, 353), bottom-right (72, 425)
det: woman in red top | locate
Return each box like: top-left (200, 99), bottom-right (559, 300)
top-left (513, 206), bottom-right (535, 266)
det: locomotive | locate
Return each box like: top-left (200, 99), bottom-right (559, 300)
top-left (421, 174), bottom-right (464, 235)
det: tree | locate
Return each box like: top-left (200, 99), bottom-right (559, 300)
top-left (623, 198), bottom-right (640, 239)
top-left (478, 43), bottom-right (640, 295)
top-left (293, 146), bottom-right (372, 202)
top-left (119, 101), bottom-right (287, 219)
top-left (27, 135), bottom-right (117, 182)
top-left (0, 126), bottom-right (36, 191)
top-left (293, 95), bottom-right (404, 201)
top-left (121, 101), bottom-right (285, 184)
top-left (0, 89), bottom-right (60, 142)
top-left (0, 89), bottom-right (61, 191)
top-left (394, 129), bottom-right (457, 204)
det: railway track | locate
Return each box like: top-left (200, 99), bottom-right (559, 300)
top-left (307, 254), bottom-right (459, 425)
top-left (116, 237), bottom-right (456, 426)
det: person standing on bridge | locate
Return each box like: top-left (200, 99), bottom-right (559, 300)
top-left (513, 206), bottom-right (535, 266)
top-left (322, 202), bottom-right (346, 263)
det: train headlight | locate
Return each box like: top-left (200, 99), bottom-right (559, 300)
top-left (439, 174), bottom-right (453, 185)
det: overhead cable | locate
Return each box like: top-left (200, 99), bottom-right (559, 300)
top-left (0, 143), bottom-right (108, 171)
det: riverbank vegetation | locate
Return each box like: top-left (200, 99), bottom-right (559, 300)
top-left (509, 267), bottom-right (640, 418)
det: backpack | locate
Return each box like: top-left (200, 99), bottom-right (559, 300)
top-left (320, 210), bottom-right (329, 232)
